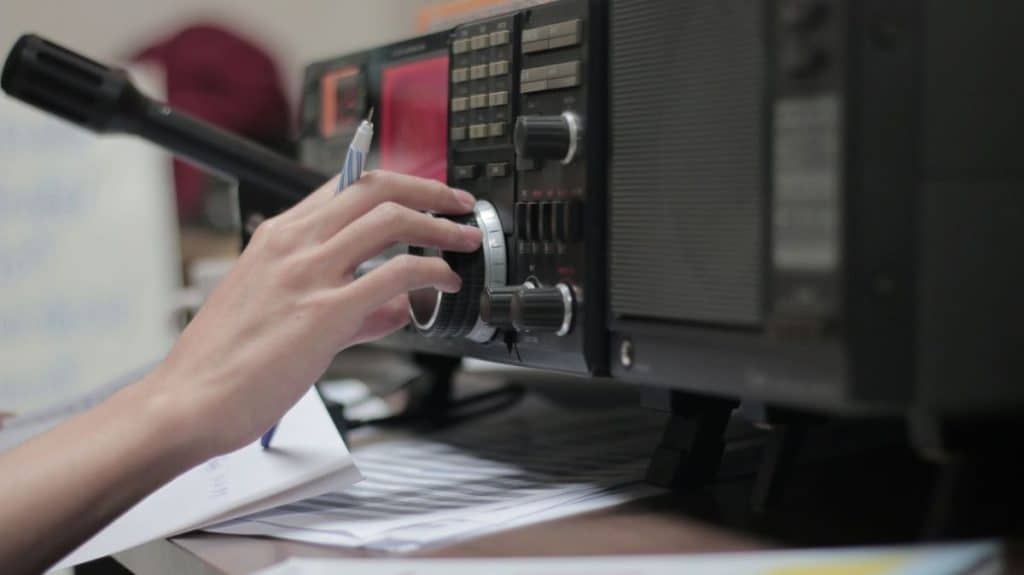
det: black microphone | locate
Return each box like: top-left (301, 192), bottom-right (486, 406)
top-left (1, 34), bottom-right (327, 204)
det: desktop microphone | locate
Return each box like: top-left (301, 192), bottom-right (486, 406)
top-left (1, 34), bottom-right (326, 204)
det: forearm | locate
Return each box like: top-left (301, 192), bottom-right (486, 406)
top-left (0, 374), bottom-right (209, 573)
top-left (0, 172), bottom-right (477, 573)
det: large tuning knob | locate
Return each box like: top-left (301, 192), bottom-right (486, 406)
top-left (514, 111), bottom-right (582, 165)
top-left (408, 200), bottom-right (506, 343)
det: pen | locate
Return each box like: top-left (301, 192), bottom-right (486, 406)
top-left (260, 108), bottom-right (375, 450)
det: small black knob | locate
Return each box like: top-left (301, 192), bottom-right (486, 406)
top-left (514, 112), bottom-right (581, 164)
top-left (480, 287), bottom-right (519, 328)
top-left (513, 283), bottom-right (574, 336)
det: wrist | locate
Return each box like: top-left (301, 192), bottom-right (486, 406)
top-left (109, 369), bottom-right (218, 469)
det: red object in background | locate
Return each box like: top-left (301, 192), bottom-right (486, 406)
top-left (379, 55), bottom-right (450, 183)
top-left (134, 24), bottom-right (291, 221)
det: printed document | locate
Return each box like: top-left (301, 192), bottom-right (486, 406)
top-left (208, 397), bottom-right (667, 552)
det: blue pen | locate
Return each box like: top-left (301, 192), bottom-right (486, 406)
top-left (261, 108), bottom-right (375, 450)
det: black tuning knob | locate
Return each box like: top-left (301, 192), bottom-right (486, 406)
top-left (514, 112), bottom-right (581, 165)
top-left (408, 200), bottom-right (507, 343)
top-left (480, 286), bottom-right (519, 328)
top-left (513, 283), bottom-right (575, 336)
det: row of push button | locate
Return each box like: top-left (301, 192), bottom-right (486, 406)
top-left (515, 201), bottom-right (582, 242)
top-left (520, 60), bottom-right (581, 94)
top-left (453, 162), bottom-right (510, 180)
top-left (452, 60), bottom-right (510, 83)
top-left (452, 29), bottom-right (511, 54)
top-left (522, 19), bottom-right (581, 54)
top-left (451, 91), bottom-right (508, 112)
top-left (450, 123), bottom-right (505, 141)
top-left (450, 124), bottom-right (509, 141)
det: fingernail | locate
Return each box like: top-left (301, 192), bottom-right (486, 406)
top-left (452, 188), bottom-right (476, 210)
top-left (461, 225), bottom-right (483, 249)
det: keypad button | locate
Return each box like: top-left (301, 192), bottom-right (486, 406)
top-left (489, 30), bottom-right (510, 46)
top-left (520, 67), bottom-right (544, 83)
top-left (469, 124), bottom-right (489, 139)
top-left (452, 68), bottom-right (469, 83)
top-left (488, 122), bottom-right (506, 137)
top-left (486, 162), bottom-right (509, 178)
top-left (453, 164), bottom-right (478, 180)
top-left (548, 19), bottom-right (581, 38)
top-left (488, 60), bottom-right (509, 77)
top-left (451, 126), bottom-right (467, 141)
top-left (547, 76), bottom-right (580, 90)
top-left (488, 91), bottom-right (509, 107)
top-left (470, 35), bottom-right (490, 50)
top-left (548, 34), bottom-right (580, 50)
top-left (521, 27), bottom-right (550, 43)
top-left (522, 40), bottom-right (550, 54)
top-left (470, 65), bottom-right (488, 80)
top-left (521, 80), bottom-right (548, 93)
top-left (452, 38), bottom-right (470, 54)
top-left (451, 97), bottom-right (468, 112)
top-left (522, 61), bottom-right (579, 82)
top-left (552, 61), bottom-right (580, 78)
top-left (469, 94), bottom-right (488, 109)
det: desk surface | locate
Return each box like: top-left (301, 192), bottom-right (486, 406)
top-left (110, 352), bottom-right (1024, 574)
top-left (115, 494), bottom-right (769, 575)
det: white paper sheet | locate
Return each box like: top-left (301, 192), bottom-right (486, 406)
top-left (54, 389), bottom-right (362, 569)
top-left (255, 541), bottom-right (1001, 575)
top-left (208, 398), bottom-right (667, 552)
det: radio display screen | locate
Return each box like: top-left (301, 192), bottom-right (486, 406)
top-left (379, 54), bottom-right (450, 183)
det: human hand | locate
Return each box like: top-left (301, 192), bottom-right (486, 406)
top-left (144, 171), bottom-right (481, 459)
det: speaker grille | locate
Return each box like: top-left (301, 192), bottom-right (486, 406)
top-left (609, 0), bottom-right (765, 325)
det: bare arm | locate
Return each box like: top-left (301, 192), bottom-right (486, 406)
top-left (0, 172), bottom-right (481, 573)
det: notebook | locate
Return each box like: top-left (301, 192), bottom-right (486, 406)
top-left (53, 388), bottom-right (361, 569)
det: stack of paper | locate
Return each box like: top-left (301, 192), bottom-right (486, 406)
top-left (208, 398), bottom-right (668, 552)
top-left (54, 389), bottom-right (361, 569)
top-left (253, 541), bottom-right (1001, 575)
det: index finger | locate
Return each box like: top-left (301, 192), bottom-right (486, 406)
top-left (308, 171), bottom-right (476, 240)
top-left (280, 174), bottom-right (339, 221)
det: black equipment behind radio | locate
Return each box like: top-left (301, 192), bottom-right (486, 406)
top-left (3, 0), bottom-right (1022, 430)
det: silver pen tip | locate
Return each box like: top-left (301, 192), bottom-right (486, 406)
top-left (366, 107), bottom-right (375, 123)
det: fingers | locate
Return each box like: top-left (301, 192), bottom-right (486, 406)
top-left (321, 202), bottom-right (482, 275)
top-left (339, 254), bottom-right (462, 313)
top-left (308, 171), bottom-right (476, 240)
top-left (350, 295), bottom-right (410, 344)
top-left (281, 175), bottom-right (339, 221)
